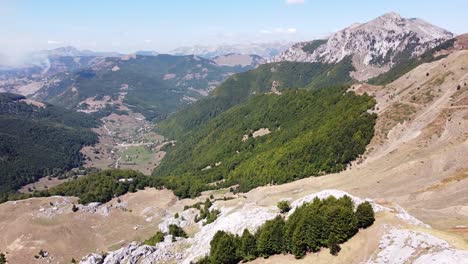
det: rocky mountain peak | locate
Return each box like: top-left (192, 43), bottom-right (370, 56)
top-left (270, 13), bottom-right (454, 81)
top-left (379, 11), bottom-right (403, 20)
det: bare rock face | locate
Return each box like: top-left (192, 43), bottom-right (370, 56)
top-left (270, 12), bottom-right (454, 80)
top-left (79, 239), bottom-right (184, 264)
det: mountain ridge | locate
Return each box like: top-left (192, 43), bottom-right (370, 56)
top-left (270, 12), bottom-right (454, 80)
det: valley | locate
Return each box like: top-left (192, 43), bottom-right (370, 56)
top-left (81, 110), bottom-right (166, 174)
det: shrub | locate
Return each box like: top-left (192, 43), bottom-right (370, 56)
top-left (144, 231), bottom-right (165, 246)
top-left (0, 253), bottom-right (6, 264)
top-left (277, 200), bottom-right (291, 213)
top-left (168, 224), bottom-right (187, 238)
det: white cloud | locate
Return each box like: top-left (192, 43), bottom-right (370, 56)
top-left (285, 0), bottom-right (305, 4)
top-left (260, 30), bottom-right (272, 34)
top-left (47, 40), bottom-right (62, 45)
top-left (260, 27), bottom-right (298, 34)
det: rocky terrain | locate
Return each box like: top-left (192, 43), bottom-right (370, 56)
top-left (270, 12), bottom-right (454, 80)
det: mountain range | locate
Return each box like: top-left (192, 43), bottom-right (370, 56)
top-left (169, 42), bottom-right (292, 59)
top-left (0, 11), bottom-right (467, 264)
top-left (270, 12), bottom-right (454, 80)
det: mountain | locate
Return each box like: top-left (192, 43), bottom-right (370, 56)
top-left (30, 54), bottom-right (247, 121)
top-left (212, 53), bottom-right (265, 68)
top-left (270, 12), bottom-right (454, 80)
top-left (170, 42), bottom-right (292, 59)
top-left (43, 46), bottom-right (122, 58)
top-left (135, 50), bottom-right (159, 56)
top-left (156, 58), bottom-right (355, 140)
top-left (0, 93), bottom-right (98, 199)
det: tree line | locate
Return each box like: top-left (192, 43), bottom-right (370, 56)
top-left (197, 196), bottom-right (375, 264)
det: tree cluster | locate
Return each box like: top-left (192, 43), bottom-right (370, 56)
top-left (198, 197), bottom-right (375, 263)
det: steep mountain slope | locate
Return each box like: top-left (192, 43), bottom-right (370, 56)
top-left (153, 56), bottom-right (373, 197)
top-left (157, 58), bottom-right (354, 139)
top-left (0, 93), bottom-right (98, 199)
top-left (154, 87), bottom-right (376, 197)
top-left (271, 12), bottom-right (453, 80)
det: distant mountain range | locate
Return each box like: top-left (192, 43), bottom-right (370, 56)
top-left (169, 42), bottom-right (292, 59)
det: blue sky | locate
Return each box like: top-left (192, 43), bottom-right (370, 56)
top-left (1, 0), bottom-right (468, 53)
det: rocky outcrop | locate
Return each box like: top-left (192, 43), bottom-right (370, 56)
top-left (368, 228), bottom-right (468, 264)
top-left (80, 238), bottom-right (184, 264)
top-left (270, 12), bottom-right (453, 80)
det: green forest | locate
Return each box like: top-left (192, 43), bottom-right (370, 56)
top-left (154, 86), bottom-right (376, 197)
top-left (197, 196), bottom-right (375, 263)
top-left (156, 58), bottom-right (354, 139)
top-left (0, 93), bottom-right (98, 201)
top-left (31, 170), bottom-right (162, 204)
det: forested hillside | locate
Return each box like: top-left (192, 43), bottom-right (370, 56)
top-left (156, 58), bottom-right (354, 139)
top-left (154, 87), bottom-right (376, 197)
top-left (0, 93), bottom-right (98, 200)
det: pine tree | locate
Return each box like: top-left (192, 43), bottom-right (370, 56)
top-left (239, 229), bottom-right (257, 261)
top-left (210, 231), bottom-right (239, 264)
top-left (355, 201), bottom-right (375, 229)
top-left (256, 216), bottom-right (285, 256)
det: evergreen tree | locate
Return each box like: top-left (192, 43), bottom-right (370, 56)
top-left (210, 231), bottom-right (240, 264)
top-left (256, 216), bottom-right (285, 256)
top-left (355, 201), bottom-right (375, 229)
top-left (239, 229), bottom-right (257, 261)
top-left (0, 253), bottom-right (5, 264)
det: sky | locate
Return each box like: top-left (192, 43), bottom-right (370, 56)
top-left (1, 0), bottom-right (468, 55)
